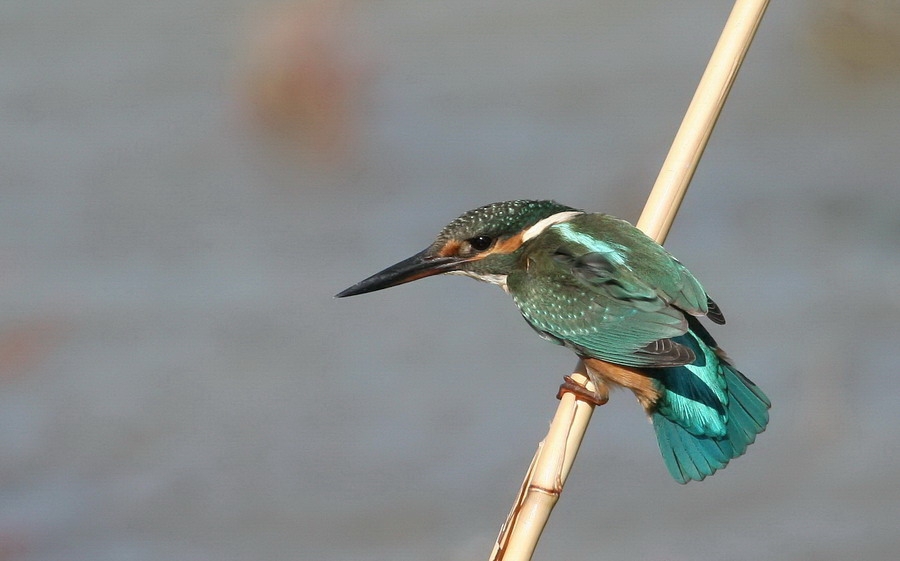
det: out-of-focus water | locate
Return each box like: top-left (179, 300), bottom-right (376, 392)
top-left (2, 1), bottom-right (899, 559)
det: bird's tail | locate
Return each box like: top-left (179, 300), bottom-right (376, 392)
top-left (649, 320), bottom-right (770, 483)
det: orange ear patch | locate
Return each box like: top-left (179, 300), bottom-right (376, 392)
top-left (488, 232), bottom-right (525, 255)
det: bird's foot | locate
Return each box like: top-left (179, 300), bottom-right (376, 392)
top-left (557, 375), bottom-right (609, 407)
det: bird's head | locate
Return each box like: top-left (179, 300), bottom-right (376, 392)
top-left (336, 200), bottom-right (582, 297)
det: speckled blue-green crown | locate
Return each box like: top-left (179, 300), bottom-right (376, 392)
top-left (436, 200), bottom-right (579, 241)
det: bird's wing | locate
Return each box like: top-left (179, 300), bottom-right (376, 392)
top-left (508, 240), bottom-right (709, 368)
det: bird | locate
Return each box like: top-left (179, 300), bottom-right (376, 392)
top-left (336, 200), bottom-right (770, 483)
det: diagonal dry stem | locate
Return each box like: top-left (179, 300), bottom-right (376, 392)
top-left (489, 1), bottom-right (770, 559)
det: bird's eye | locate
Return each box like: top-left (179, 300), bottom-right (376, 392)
top-left (469, 235), bottom-right (493, 251)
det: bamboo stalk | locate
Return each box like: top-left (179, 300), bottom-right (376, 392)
top-left (488, 2), bottom-right (769, 559)
top-left (638, 0), bottom-right (771, 243)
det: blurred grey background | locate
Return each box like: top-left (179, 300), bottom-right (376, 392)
top-left (2, 1), bottom-right (900, 560)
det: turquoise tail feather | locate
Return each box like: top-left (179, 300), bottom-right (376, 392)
top-left (649, 320), bottom-right (770, 483)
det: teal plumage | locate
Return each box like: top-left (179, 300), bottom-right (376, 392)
top-left (650, 320), bottom-right (769, 482)
top-left (337, 200), bottom-right (770, 483)
top-left (510, 212), bottom-right (769, 482)
top-left (509, 213), bottom-right (715, 367)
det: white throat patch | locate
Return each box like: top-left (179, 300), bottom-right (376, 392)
top-left (448, 270), bottom-right (509, 292)
top-left (521, 210), bottom-right (584, 242)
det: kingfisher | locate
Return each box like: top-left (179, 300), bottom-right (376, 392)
top-left (337, 200), bottom-right (769, 483)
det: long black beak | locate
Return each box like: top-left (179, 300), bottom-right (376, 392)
top-left (336, 248), bottom-right (464, 297)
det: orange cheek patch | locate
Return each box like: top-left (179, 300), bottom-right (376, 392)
top-left (437, 240), bottom-right (462, 257)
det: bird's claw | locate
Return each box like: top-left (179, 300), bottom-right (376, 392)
top-left (557, 374), bottom-right (609, 406)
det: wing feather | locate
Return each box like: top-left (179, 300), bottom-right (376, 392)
top-left (508, 214), bottom-right (719, 368)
